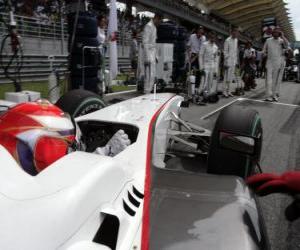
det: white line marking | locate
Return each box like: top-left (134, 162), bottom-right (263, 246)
top-left (240, 98), bottom-right (300, 108)
top-left (200, 97), bottom-right (300, 120)
top-left (200, 98), bottom-right (242, 120)
top-left (105, 89), bottom-right (137, 97)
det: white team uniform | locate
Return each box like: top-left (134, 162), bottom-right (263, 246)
top-left (263, 37), bottom-right (288, 99)
top-left (199, 41), bottom-right (219, 96)
top-left (223, 36), bottom-right (239, 95)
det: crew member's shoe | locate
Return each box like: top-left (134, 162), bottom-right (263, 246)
top-left (273, 96), bottom-right (279, 102)
top-left (197, 102), bottom-right (207, 106)
top-left (222, 92), bottom-right (229, 98)
top-left (228, 92), bottom-right (234, 97)
top-left (264, 97), bottom-right (273, 102)
top-left (196, 99), bottom-right (207, 106)
top-left (232, 88), bottom-right (240, 96)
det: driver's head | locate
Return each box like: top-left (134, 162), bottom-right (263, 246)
top-left (0, 100), bottom-right (75, 175)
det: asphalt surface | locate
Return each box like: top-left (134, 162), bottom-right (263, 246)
top-left (104, 78), bottom-right (300, 250)
top-left (180, 79), bottom-right (300, 250)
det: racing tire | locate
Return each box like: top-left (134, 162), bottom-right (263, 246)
top-left (67, 12), bottom-right (98, 37)
top-left (174, 54), bottom-right (186, 66)
top-left (71, 36), bottom-right (99, 55)
top-left (177, 26), bottom-right (188, 41)
top-left (55, 89), bottom-right (106, 118)
top-left (156, 39), bottom-right (176, 44)
top-left (207, 105), bottom-right (263, 179)
top-left (70, 76), bottom-right (101, 94)
top-left (89, 0), bottom-right (108, 12)
top-left (70, 54), bottom-right (99, 77)
top-left (174, 41), bottom-right (186, 53)
top-left (157, 22), bottom-right (178, 41)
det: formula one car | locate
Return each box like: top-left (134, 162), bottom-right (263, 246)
top-left (0, 90), bottom-right (268, 250)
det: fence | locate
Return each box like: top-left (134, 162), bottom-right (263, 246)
top-left (0, 13), bottom-right (67, 39)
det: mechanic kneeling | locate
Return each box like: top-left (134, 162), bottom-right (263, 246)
top-left (0, 100), bottom-right (131, 176)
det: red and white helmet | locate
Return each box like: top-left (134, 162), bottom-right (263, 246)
top-left (0, 100), bottom-right (75, 175)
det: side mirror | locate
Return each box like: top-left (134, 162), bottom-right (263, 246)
top-left (219, 131), bottom-right (258, 155)
top-left (180, 100), bottom-right (189, 108)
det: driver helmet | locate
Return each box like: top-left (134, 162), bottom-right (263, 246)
top-left (0, 100), bottom-right (75, 176)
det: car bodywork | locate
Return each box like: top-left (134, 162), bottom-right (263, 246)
top-left (0, 93), bottom-right (268, 249)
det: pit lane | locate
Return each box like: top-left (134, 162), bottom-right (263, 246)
top-left (104, 79), bottom-right (300, 250)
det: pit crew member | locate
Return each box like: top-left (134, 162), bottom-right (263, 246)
top-left (199, 31), bottom-right (219, 101)
top-left (223, 27), bottom-right (239, 98)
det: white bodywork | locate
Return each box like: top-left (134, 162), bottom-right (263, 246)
top-left (0, 93), bottom-right (183, 250)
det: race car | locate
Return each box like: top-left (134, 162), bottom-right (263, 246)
top-left (0, 90), bottom-right (268, 250)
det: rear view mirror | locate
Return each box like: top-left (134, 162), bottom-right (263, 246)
top-left (219, 131), bottom-right (256, 155)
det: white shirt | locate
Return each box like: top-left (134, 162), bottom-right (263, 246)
top-left (224, 36), bottom-right (238, 67)
top-left (199, 41), bottom-right (219, 70)
top-left (97, 28), bottom-right (106, 45)
top-left (244, 48), bottom-right (256, 59)
top-left (263, 37), bottom-right (287, 67)
top-left (187, 34), bottom-right (206, 54)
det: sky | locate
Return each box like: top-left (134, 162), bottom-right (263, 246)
top-left (285, 0), bottom-right (300, 40)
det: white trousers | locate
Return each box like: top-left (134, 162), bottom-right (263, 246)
top-left (144, 61), bottom-right (156, 94)
top-left (223, 65), bottom-right (242, 94)
top-left (224, 66), bottom-right (234, 93)
top-left (203, 69), bottom-right (217, 95)
top-left (266, 61), bottom-right (285, 98)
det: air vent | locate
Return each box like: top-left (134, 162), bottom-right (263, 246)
top-left (128, 191), bottom-right (140, 207)
top-left (133, 186), bottom-right (144, 199)
top-left (123, 200), bottom-right (136, 216)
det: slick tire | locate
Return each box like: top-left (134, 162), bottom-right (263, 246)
top-left (174, 41), bottom-right (186, 53)
top-left (70, 55), bottom-right (99, 77)
top-left (207, 105), bottom-right (263, 179)
top-left (56, 89), bottom-right (106, 118)
top-left (70, 76), bottom-right (101, 94)
top-left (156, 39), bottom-right (176, 44)
top-left (71, 36), bottom-right (99, 55)
top-left (177, 26), bottom-right (188, 41)
top-left (157, 22), bottom-right (178, 41)
top-left (67, 12), bottom-right (98, 37)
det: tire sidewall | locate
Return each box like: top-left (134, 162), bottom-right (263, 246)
top-left (72, 97), bottom-right (106, 117)
top-left (208, 106), bottom-right (263, 178)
